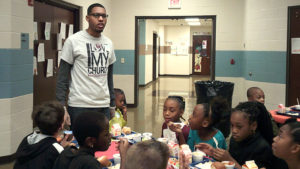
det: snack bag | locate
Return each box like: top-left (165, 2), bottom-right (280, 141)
top-left (167, 157), bottom-right (179, 169)
top-left (180, 144), bottom-right (192, 164)
top-left (111, 123), bottom-right (121, 136)
top-left (168, 141), bottom-right (180, 157)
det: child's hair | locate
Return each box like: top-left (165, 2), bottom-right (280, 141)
top-left (210, 96), bottom-right (230, 127)
top-left (232, 101), bottom-right (274, 145)
top-left (247, 87), bottom-right (262, 98)
top-left (125, 140), bottom-right (170, 169)
top-left (167, 95), bottom-right (185, 111)
top-left (72, 111), bottom-right (107, 146)
top-left (284, 118), bottom-right (300, 144)
top-left (114, 88), bottom-right (127, 105)
top-left (32, 101), bottom-right (65, 135)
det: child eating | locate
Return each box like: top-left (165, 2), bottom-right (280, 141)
top-left (272, 118), bottom-right (300, 169)
top-left (109, 88), bottom-right (127, 131)
top-left (187, 97), bottom-right (227, 151)
top-left (161, 96), bottom-right (190, 144)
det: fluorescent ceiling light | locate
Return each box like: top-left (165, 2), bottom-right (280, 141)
top-left (185, 18), bottom-right (200, 22)
top-left (188, 22), bottom-right (201, 26)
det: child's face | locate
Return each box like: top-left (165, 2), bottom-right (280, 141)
top-left (94, 120), bottom-right (111, 151)
top-left (188, 104), bottom-right (208, 130)
top-left (163, 99), bottom-right (183, 123)
top-left (272, 124), bottom-right (297, 159)
top-left (230, 111), bottom-right (257, 142)
top-left (249, 89), bottom-right (265, 104)
top-left (115, 94), bottom-right (125, 109)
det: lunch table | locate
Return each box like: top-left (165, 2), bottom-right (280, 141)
top-left (269, 109), bottom-right (300, 124)
top-left (95, 140), bottom-right (119, 159)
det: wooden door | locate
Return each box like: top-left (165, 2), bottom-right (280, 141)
top-left (287, 6), bottom-right (300, 106)
top-left (34, 1), bottom-right (79, 106)
top-left (192, 35), bottom-right (211, 75)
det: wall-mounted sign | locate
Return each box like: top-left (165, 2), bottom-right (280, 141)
top-left (292, 38), bottom-right (300, 54)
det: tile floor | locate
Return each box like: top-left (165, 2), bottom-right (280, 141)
top-left (0, 75), bottom-right (210, 168)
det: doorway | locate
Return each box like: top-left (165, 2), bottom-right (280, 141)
top-left (34, 0), bottom-right (80, 106)
top-left (192, 35), bottom-right (211, 75)
top-left (287, 5), bottom-right (300, 106)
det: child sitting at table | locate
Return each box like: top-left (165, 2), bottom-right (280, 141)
top-left (247, 86), bottom-right (279, 136)
top-left (109, 88), bottom-right (127, 131)
top-left (53, 111), bottom-right (115, 169)
top-left (123, 140), bottom-right (170, 169)
top-left (197, 101), bottom-right (274, 169)
top-left (272, 118), bottom-right (300, 169)
top-left (187, 97), bottom-right (228, 151)
top-left (14, 101), bottom-right (71, 169)
top-left (161, 96), bottom-right (190, 144)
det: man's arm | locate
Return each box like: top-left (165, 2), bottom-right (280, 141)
top-left (56, 59), bottom-right (72, 106)
top-left (108, 64), bottom-right (115, 107)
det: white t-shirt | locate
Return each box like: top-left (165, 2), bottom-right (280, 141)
top-left (61, 30), bottom-right (116, 108)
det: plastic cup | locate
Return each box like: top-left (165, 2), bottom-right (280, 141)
top-left (192, 151), bottom-right (205, 163)
top-left (113, 153), bottom-right (121, 164)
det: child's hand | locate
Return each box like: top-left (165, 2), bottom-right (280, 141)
top-left (59, 134), bottom-right (75, 148)
top-left (117, 138), bottom-right (130, 163)
top-left (122, 106), bottom-right (127, 121)
top-left (213, 148), bottom-right (232, 161)
top-left (167, 122), bottom-right (182, 134)
top-left (195, 143), bottom-right (214, 156)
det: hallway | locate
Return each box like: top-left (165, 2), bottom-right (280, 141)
top-left (126, 75), bottom-right (210, 138)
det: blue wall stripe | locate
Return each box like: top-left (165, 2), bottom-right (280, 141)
top-left (243, 51), bottom-right (286, 84)
top-left (216, 51), bottom-right (243, 77)
top-left (216, 50), bottom-right (286, 84)
top-left (114, 50), bottom-right (135, 75)
top-left (0, 49), bottom-right (33, 99)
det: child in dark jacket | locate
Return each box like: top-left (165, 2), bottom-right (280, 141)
top-left (14, 101), bottom-right (69, 169)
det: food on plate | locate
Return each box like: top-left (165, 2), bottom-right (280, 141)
top-left (242, 160), bottom-right (258, 169)
top-left (211, 161), bottom-right (226, 169)
top-left (222, 161), bottom-right (235, 169)
top-left (195, 161), bottom-right (212, 169)
top-left (180, 144), bottom-right (192, 164)
top-left (97, 155), bottom-right (112, 167)
top-left (122, 126), bottom-right (131, 134)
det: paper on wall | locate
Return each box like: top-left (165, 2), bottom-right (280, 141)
top-left (33, 56), bottom-right (38, 75)
top-left (68, 24), bottom-right (73, 37)
top-left (292, 38), bottom-right (300, 54)
top-left (58, 51), bottom-right (62, 67)
top-left (45, 22), bottom-right (51, 40)
top-left (57, 33), bottom-right (62, 50)
top-left (60, 22), bottom-right (66, 39)
top-left (46, 59), bottom-right (53, 77)
top-left (34, 22), bottom-right (38, 40)
top-left (37, 43), bottom-right (45, 62)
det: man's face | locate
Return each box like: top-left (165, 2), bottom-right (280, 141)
top-left (86, 7), bottom-right (107, 33)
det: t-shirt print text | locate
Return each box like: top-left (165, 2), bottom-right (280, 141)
top-left (86, 43), bottom-right (110, 77)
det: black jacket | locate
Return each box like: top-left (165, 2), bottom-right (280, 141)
top-left (229, 132), bottom-right (273, 169)
top-left (53, 147), bottom-right (102, 169)
top-left (14, 133), bottom-right (63, 169)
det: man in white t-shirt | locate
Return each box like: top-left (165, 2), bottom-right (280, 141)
top-left (56, 3), bottom-right (116, 126)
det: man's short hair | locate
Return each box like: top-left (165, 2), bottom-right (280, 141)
top-left (33, 101), bottom-right (65, 135)
top-left (247, 87), bottom-right (262, 98)
top-left (72, 111), bottom-right (107, 146)
top-left (125, 140), bottom-right (170, 169)
top-left (87, 3), bottom-right (105, 15)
